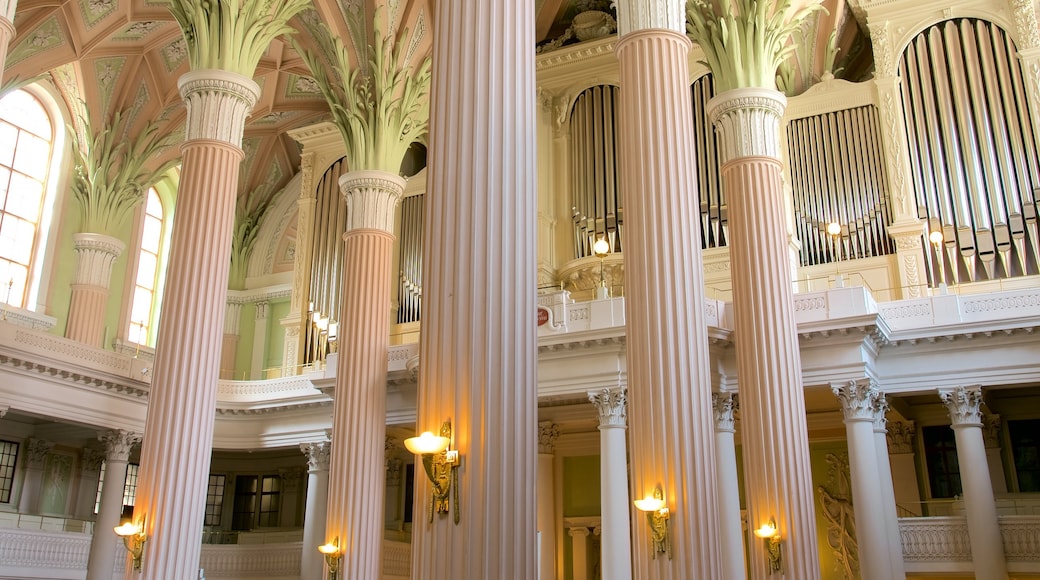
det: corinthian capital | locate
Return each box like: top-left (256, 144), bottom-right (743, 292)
top-left (938, 386), bottom-right (984, 426)
top-left (588, 387), bottom-right (627, 427)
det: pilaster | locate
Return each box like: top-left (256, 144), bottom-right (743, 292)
top-left (614, 25), bottom-right (722, 577)
top-left (938, 386), bottom-right (1009, 580)
top-left (251, 300), bottom-right (268, 379)
top-left (132, 69), bottom-right (257, 580)
top-left (220, 300), bottom-right (242, 380)
top-left (983, 415), bottom-right (1009, 494)
top-left (66, 233), bottom-right (126, 347)
top-left (19, 438), bottom-right (53, 514)
top-left (832, 380), bottom-right (888, 580)
top-left (869, 20), bottom-right (917, 221)
top-left (325, 169), bottom-right (403, 579)
top-left (712, 392), bottom-right (746, 579)
top-left (537, 421), bottom-right (560, 580)
top-left (886, 421), bottom-right (922, 514)
top-left (587, 387), bottom-right (631, 580)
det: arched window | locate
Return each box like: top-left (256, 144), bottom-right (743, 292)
top-left (127, 188), bottom-right (166, 346)
top-left (0, 89), bottom-right (56, 308)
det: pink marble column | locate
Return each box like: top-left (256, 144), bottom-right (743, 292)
top-left (87, 430), bottom-right (140, 580)
top-left (707, 88), bottom-right (820, 579)
top-left (131, 69), bottom-right (258, 580)
top-left (220, 300), bottom-right (242, 379)
top-left (0, 0), bottom-right (16, 78)
top-left (614, 19), bottom-right (723, 579)
top-left (411, 1), bottom-right (537, 577)
top-left (325, 169), bottom-right (403, 579)
top-left (939, 386), bottom-right (1009, 580)
top-left (66, 233), bottom-right (125, 347)
top-left (301, 440), bottom-right (330, 580)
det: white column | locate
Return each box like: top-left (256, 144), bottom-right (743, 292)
top-left (87, 430), bottom-right (141, 580)
top-left (537, 421), bottom-right (560, 580)
top-left (871, 395), bottom-right (906, 579)
top-left (300, 440), bottom-right (330, 580)
top-left (982, 415), bottom-right (1008, 494)
top-left (19, 438), bottom-right (53, 513)
top-left (712, 392), bottom-right (746, 579)
top-left (886, 421), bottom-right (922, 514)
top-left (569, 527), bottom-right (590, 580)
top-left (613, 1), bottom-right (723, 575)
top-left (411, 1), bottom-right (537, 577)
top-left (939, 386), bottom-right (1009, 580)
top-left (251, 300), bottom-right (268, 379)
top-left (587, 387), bottom-right (632, 580)
top-left (831, 380), bottom-right (888, 580)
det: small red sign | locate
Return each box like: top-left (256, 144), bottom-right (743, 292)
top-left (537, 308), bottom-right (549, 326)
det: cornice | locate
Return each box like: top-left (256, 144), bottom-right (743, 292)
top-left (0, 352), bottom-right (150, 398)
top-left (226, 284), bottom-right (293, 305)
top-left (536, 36), bottom-right (617, 73)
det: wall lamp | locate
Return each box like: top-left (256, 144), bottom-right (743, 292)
top-left (592, 237), bottom-right (610, 300)
top-left (317, 536), bottom-right (342, 580)
top-left (633, 484), bottom-right (671, 559)
top-left (113, 517), bottom-right (147, 571)
top-left (404, 421), bottom-right (460, 524)
top-left (754, 517), bottom-right (782, 574)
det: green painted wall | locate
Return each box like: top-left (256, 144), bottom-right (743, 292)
top-left (562, 455), bottom-right (600, 580)
top-left (233, 301), bottom-right (257, 380)
top-left (265, 299), bottom-right (291, 371)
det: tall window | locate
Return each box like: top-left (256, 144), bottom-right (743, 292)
top-left (204, 474), bottom-right (227, 526)
top-left (1009, 419), bottom-right (1040, 492)
top-left (922, 426), bottom-right (961, 499)
top-left (94, 462), bottom-right (140, 517)
top-left (0, 89), bottom-right (55, 308)
top-left (128, 189), bottom-right (165, 345)
top-left (0, 440), bottom-right (18, 503)
top-left (232, 474), bottom-right (281, 530)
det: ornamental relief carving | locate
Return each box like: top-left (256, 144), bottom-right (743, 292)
top-left (817, 452), bottom-right (857, 578)
top-left (1011, 0), bottom-right (1040, 49)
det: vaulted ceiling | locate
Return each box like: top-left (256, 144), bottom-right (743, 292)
top-left (4, 0), bottom-right (870, 210)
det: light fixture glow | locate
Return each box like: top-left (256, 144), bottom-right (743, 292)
top-left (317, 536), bottom-right (342, 580)
top-left (113, 518), bottom-right (147, 571)
top-left (826, 222), bottom-right (841, 236)
top-left (754, 521), bottom-right (778, 538)
top-left (929, 230), bottom-right (944, 245)
top-left (754, 517), bottom-right (783, 574)
top-left (633, 495), bottom-right (665, 512)
top-left (592, 237), bottom-right (610, 258)
top-left (632, 484), bottom-right (671, 559)
top-left (404, 431), bottom-right (450, 455)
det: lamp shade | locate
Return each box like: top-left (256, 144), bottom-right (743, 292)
top-left (592, 238), bottom-right (610, 258)
top-left (404, 431), bottom-right (451, 455)
top-left (633, 496), bottom-right (665, 512)
top-left (318, 542), bottom-right (340, 555)
top-left (929, 230), bottom-right (944, 245)
top-left (753, 521), bottom-right (778, 538)
top-left (826, 222), bottom-right (841, 236)
top-left (113, 522), bottom-right (140, 537)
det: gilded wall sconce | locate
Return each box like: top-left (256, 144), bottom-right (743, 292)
top-left (633, 484), bottom-right (671, 559)
top-left (754, 517), bottom-right (783, 574)
top-left (404, 420), bottom-right (460, 524)
top-left (113, 517), bottom-right (147, 571)
top-left (317, 536), bottom-right (342, 580)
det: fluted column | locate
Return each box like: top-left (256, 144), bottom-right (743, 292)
top-left (588, 387), bottom-right (632, 580)
top-left (0, 0), bottom-right (16, 78)
top-left (87, 430), bottom-right (141, 580)
top-left (939, 386), bottom-right (1009, 580)
top-left (132, 69), bottom-right (258, 580)
top-left (886, 421), bottom-right (921, 513)
top-left (65, 233), bottom-right (126, 347)
top-left (613, 3), bottom-right (722, 576)
top-left (569, 527), bottom-right (591, 580)
top-left (324, 169), bottom-right (403, 579)
top-left (871, 395), bottom-right (906, 579)
top-left (712, 392), bottom-right (746, 579)
top-left (537, 421), bottom-right (560, 580)
top-left (708, 88), bottom-right (819, 579)
top-left (832, 380), bottom-right (888, 580)
top-left (411, 1), bottom-right (537, 577)
top-left (301, 440), bottom-right (331, 580)
top-left (19, 438), bottom-right (53, 513)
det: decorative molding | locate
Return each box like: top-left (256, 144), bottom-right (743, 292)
top-left (80, 445), bottom-right (104, 472)
top-left (338, 170), bottom-right (406, 233)
top-left (300, 440), bottom-right (331, 472)
top-left (178, 70), bottom-right (261, 146)
top-left (538, 421), bottom-right (560, 454)
top-left (226, 285), bottom-right (292, 306)
top-left (938, 386), bottom-right (984, 426)
top-left (962, 291), bottom-right (1040, 314)
top-left (587, 386), bottom-right (627, 427)
top-left (1010, 0), bottom-right (1040, 49)
top-left (25, 438), bottom-right (55, 469)
top-left (706, 88), bottom-right (787, 162)
top-left (0, 308), bottom-right (57, 330)
top-left (98, 429), bottom-right (141, 462)
top-left (872, 393), bottom-right (889, 433)
top-left (869, 21), bottom-right (895, 79)
top-left (13, 330), bottom-right (130, 371)
top-left (899, 517), bottom-right (972, 562)
top-left (712, 391), bottom-right (738, 433)
top-left (71, 233), bottom-right (126, 288)
top-left (817, 452), bottom-right (857, 577)
top-left (886, 421), bottom-right (915, 454)
top-left (831, 378), bottom-right (879, 422)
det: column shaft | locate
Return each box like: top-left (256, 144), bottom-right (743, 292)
top-left (412, 1), bottom-right (537, 577)
top-left (537, 422), bottom-right (560, 580)
top-left (88, 431), bottom-right (140, 580)
top-left (710, 88), bottom-right (819, 579)
top-left (845, 419), bottom-right (889, 579)
top-left (66, 233), bottom-right (125, 347)
top-left (615, 28), bottom-right (722, 579)
top-left (601, 425), bottom-right (632, 580)
top-left (301, 442), bottom-right (330, 580)
top-left (873, 427), bottom-right (906, 579)
top-left (326, 169), bottom-right (401, 578)
top-left (133, 70), bottom-right (258, 580)
top-left (570, 528), bottom-right (590, 580)
top-left (713, 393), bottom-right (746, 579)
